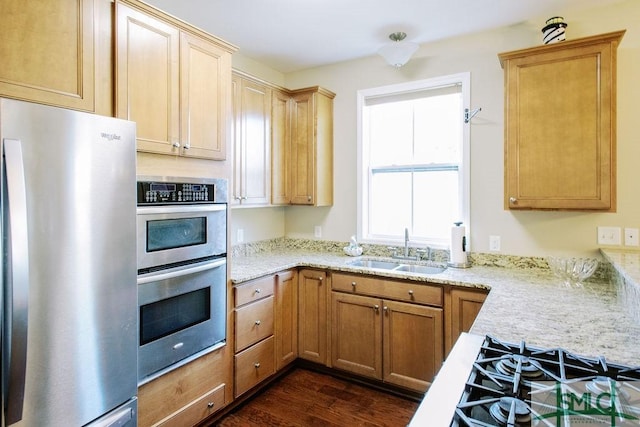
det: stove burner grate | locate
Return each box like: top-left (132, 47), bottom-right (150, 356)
top-left (488, 396), bottom-right (531, 425)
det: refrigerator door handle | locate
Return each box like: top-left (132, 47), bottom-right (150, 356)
top-left (3, 138), bottom-right (30, 424)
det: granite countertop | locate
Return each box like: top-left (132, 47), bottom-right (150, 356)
top-left (231, 249), bottom-right (640, 366)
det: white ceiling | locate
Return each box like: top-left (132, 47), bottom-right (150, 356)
top-left (143, 0), bottom-right (625, 73)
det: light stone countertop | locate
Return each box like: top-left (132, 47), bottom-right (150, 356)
top-left (231, 249), bottom-right (640, 366)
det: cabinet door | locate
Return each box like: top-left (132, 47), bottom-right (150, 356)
top-left (275, 270), bottom-right (298, 370)
top-left (502, 32), bottom-right (623, 211)
top-left (0, 0), bottom-right (96, 111)
top-left (116, 3), bottom-right (180, 155)
top-left (331, 293), bottom-right (382, 380)
top-left (298, 269), bottom-right (328, 364)
top-left (290, 91), bottom-right (315, 205)
top-left (180, 32), bottom-right (230, 160)
top-left (231, 74), bottom-right (271, 203)
top-left (446, 288), bottom-right (487, 355)
top-left (383, 300), bottom-right (443, 392)
top-left (271, 89), bottom-right (292, 205)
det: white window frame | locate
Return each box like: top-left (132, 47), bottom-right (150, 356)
top-left (356, 72), bottom-right (471, 249)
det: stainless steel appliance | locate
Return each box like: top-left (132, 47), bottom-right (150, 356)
top-left (1, 98), bottom-right (137, 426)
top-left (411, 334), bottom-right (640, 426)
top-left (136, 177), bottom-right (228, 384)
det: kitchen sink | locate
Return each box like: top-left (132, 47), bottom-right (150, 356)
top-left (346, 258), bottom-right (446, 275)
top-left (393, 264), bottom-right (446, 274)
top-left (347, 259), bottom-right (401, 269)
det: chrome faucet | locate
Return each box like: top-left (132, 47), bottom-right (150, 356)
top-left (403, 227), bottom-right (410, 257)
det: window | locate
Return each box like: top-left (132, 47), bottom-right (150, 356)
top-left (356, 73), bottom-right (470, 248)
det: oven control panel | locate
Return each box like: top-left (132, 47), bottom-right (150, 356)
top-left (137, 179), bottom-right (216, 205)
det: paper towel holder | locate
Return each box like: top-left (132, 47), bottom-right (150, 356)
top-left (448, 221), bottom-right (471, 268)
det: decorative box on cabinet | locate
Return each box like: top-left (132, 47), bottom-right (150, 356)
top-left (115, 0), bottom-right (236, 160)
top-left (232, 72), bottom-right (272, 205)
top-left (0, 0), bottom-right (112, 114)
top-left (499, 31), bottom-right (625, 211)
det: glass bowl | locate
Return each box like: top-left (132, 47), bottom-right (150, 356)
top-left (546, 257), bottom-right (599, 287)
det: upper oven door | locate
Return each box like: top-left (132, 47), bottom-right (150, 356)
top-left (137, 204), bottom-right (226, 271)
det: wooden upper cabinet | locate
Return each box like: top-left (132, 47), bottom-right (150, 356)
top-left (0, 0), bottom-right (99, 112)
top-left (499, 31), bottom-right (625, 211)
top-left (271, 89), bottom-right (292, 205)
top-left (232, 72), bottom-right (272, 205)
top-left (290, 88), bottom-right (335, 206)
top-left (115, 0), bottom-right (235, 160)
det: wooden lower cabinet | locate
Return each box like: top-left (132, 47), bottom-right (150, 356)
top-left (445, 287), bottom-right (488, 355)
top-left (137, 348), bottom-right (230, 427)
top-left (275, 270), bottom-right (298, 369)
top-left (298, 269), bottom-right (329, 364)
top-left (331, 292), bottom-right (443, 392)
top-left (234, 336), bottom-right (276, 397)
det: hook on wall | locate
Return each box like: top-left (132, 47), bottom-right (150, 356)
top-left (464, 107), bottom-right (482, 123)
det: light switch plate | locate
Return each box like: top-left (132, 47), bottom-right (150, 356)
top-left (597, 226), bottom-right (621, 245)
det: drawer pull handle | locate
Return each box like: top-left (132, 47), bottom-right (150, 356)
top-left (254, 362), bottom-right (261, 368)
top-left (255, 320), bottom-right (261, 325)
top-left (408, 290), bottom-right (414, 296)
top-left (207, 402), bottom-right (214, 409)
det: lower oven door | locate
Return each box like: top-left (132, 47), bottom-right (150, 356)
top-left (137, 258), bottom-right (226, 383)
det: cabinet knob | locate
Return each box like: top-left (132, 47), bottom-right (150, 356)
top-left (351, 281), bottom-right (356, 287)
top-left (172, 141), bottom-right (180, 148)
top-left (408, 290), bottom-right (414, 296)
top-left (183, 143), bottom-right (190, 150)
top-left (509, 197), bottom-right (517, 203)
top-left (373, 304), bottom-right (379, 312)
top-left (255, 320), bottom-right (261, 325)
top-left (318, 276), bottom-right (323, 282)
top-left (207, 402), bottom-right (214, 409)
top-left (307, 196), bottom-right (312, 202)
top-left (254, 362), bottom-right (261, 368)
top-left (383, 306), bottom-right (388, 312)
top-left (255, 288), bottom-right (261, 294)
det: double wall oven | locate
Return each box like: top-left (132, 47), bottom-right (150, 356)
top-left (136, 176), bottom-right (228, 383)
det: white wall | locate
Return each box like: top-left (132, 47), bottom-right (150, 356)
top-left (233, 0), bottom-right (640, 257)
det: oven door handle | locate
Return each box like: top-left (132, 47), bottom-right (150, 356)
top-left (136, 204), bottom-right (226, 215)
top-left (137, 258), bottom-right (226, 285)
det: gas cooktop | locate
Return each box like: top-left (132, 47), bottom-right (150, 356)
top-left (410, 334), bottom-right (640, 427)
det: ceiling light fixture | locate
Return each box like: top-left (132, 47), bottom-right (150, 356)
top-left (378, 32), bottom-right (419, 68)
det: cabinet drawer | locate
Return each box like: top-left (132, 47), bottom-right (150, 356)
top-left (234, 275), bottom-right (275, 307)
top-left (235, 296), bottom-right (274, 352)
top-left (154, 383), bottom-right (225, 427)
top-left (234, 336), bottom-right (275, 397)
top-left (332, 273), bottom-right (443, 307)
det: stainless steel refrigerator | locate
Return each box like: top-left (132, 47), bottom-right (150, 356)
top-left (1, 98), bottom-right (138, 426)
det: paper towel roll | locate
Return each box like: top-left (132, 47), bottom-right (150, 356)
top-left (449, 223), bottom-right (468, 267)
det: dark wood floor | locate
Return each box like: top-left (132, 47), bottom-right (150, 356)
top-left (213, 368), bottom-right (420, 427)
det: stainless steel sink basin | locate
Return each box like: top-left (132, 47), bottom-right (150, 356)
top-left (347, 258), bottom-right (446, 275)
top-left (393, 264), bottom-right (446, 275)
top-left (347, 259), bottom-right (400, 269)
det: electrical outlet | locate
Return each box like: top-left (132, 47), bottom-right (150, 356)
top-left (597, 226), bottom-right (621, 245)
top-left (625, 228), bottom-right (639, 246)
top-left (489, 235), bottom-right (501, 251)
top-left (237, 228), bottom-right (244, 243)
top-left (314, 225), bottom-right (322, 238)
